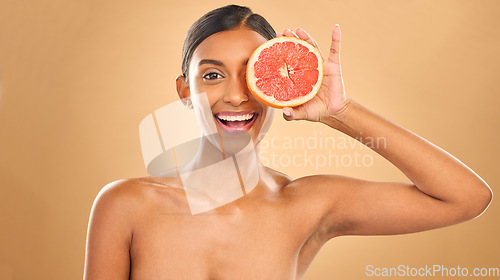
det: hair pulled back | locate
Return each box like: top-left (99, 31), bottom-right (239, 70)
top-left (181, 5), bottom-right (276, 79)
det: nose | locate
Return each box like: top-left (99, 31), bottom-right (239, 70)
top-left (222, 76), bottom-right (250, 106)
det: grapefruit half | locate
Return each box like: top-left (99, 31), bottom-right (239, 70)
top-left (246, 36), bottom-right (323, 108)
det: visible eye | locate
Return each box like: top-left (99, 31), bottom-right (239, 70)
top-left (202, 72), bottom-right (223, 80)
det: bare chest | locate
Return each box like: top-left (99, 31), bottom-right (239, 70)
top-left (129, 202), bottom-right (323, 280)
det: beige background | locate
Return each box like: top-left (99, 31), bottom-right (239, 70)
top-left (0, 0), bottom-right (499, 279)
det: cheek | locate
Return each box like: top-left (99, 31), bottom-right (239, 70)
top-left (191, 80), bottom-right (226, 103)
top-left (189, 79), bottom-right (222, 109)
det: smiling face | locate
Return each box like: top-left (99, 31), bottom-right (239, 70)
top-left (177, 27), bottom-right (273, 144)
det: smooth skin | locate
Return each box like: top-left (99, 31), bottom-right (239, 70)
top-left (84, 26), bottom-right (492, 280)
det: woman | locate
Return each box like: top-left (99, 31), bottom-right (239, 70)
top-left (84, 5), bottom-right (492, 280)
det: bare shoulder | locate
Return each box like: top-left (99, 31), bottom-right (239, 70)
top-left (282, 173), bottom-right (360, 196)
top-left (286, 174), bottom-right (375, 235)
top-left (261, 165), bottom-right (293, 188)
top-left (91, 176), bottom-right (189, 223)
top-left (260, 165), bottom-right (359, 199)
top-left (94, 178), bottom-right (144, 205)
top-left (85, 177), bottom-right (188, 279)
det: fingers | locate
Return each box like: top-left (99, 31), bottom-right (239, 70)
top-left (282, 107), bottom-right (307, 121)
top-left (295, 28), bottom-right (317, 47)
top-left (279, 28), bottom-right (323, 58)
top-left (327, 24), bottom-right (341, 64)
top-left (295, 27), bottom-right (324, 59)
top-left (279, 25), bottom-right (341, 63)
top-left (280, 28), bottom-right (315, 45)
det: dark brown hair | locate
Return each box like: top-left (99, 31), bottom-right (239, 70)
top-left (181, 5), bottom-right (276, 79)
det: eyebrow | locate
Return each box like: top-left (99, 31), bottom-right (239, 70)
top-left (198, 59), bottom-right (250, 67)
top-left (198, 59), bottom-right (224, 67)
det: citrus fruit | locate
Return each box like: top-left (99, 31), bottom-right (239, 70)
top-left (246, 36), bottom-right (323, 108)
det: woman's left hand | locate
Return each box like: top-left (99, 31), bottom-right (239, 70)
top-left (280, 26), bottom-right (349, 123)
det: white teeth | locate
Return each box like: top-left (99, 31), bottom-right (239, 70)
top-left (217, 113), bottom-right (254, 121)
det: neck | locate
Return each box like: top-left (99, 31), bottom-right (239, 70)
top-left (177, 132), bottom-right (263, 214)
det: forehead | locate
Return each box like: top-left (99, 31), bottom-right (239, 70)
top-left (190, 28), bottom-right (268, 70)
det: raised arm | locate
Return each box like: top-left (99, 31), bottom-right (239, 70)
top-left (280, 26), bottom-right (492, 237)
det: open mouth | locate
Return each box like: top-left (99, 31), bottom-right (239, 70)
top-left (214, 111), bottom-right (257, 132)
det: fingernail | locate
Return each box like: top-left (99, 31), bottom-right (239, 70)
top-left (283, 110), bottom-right (291, 116)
